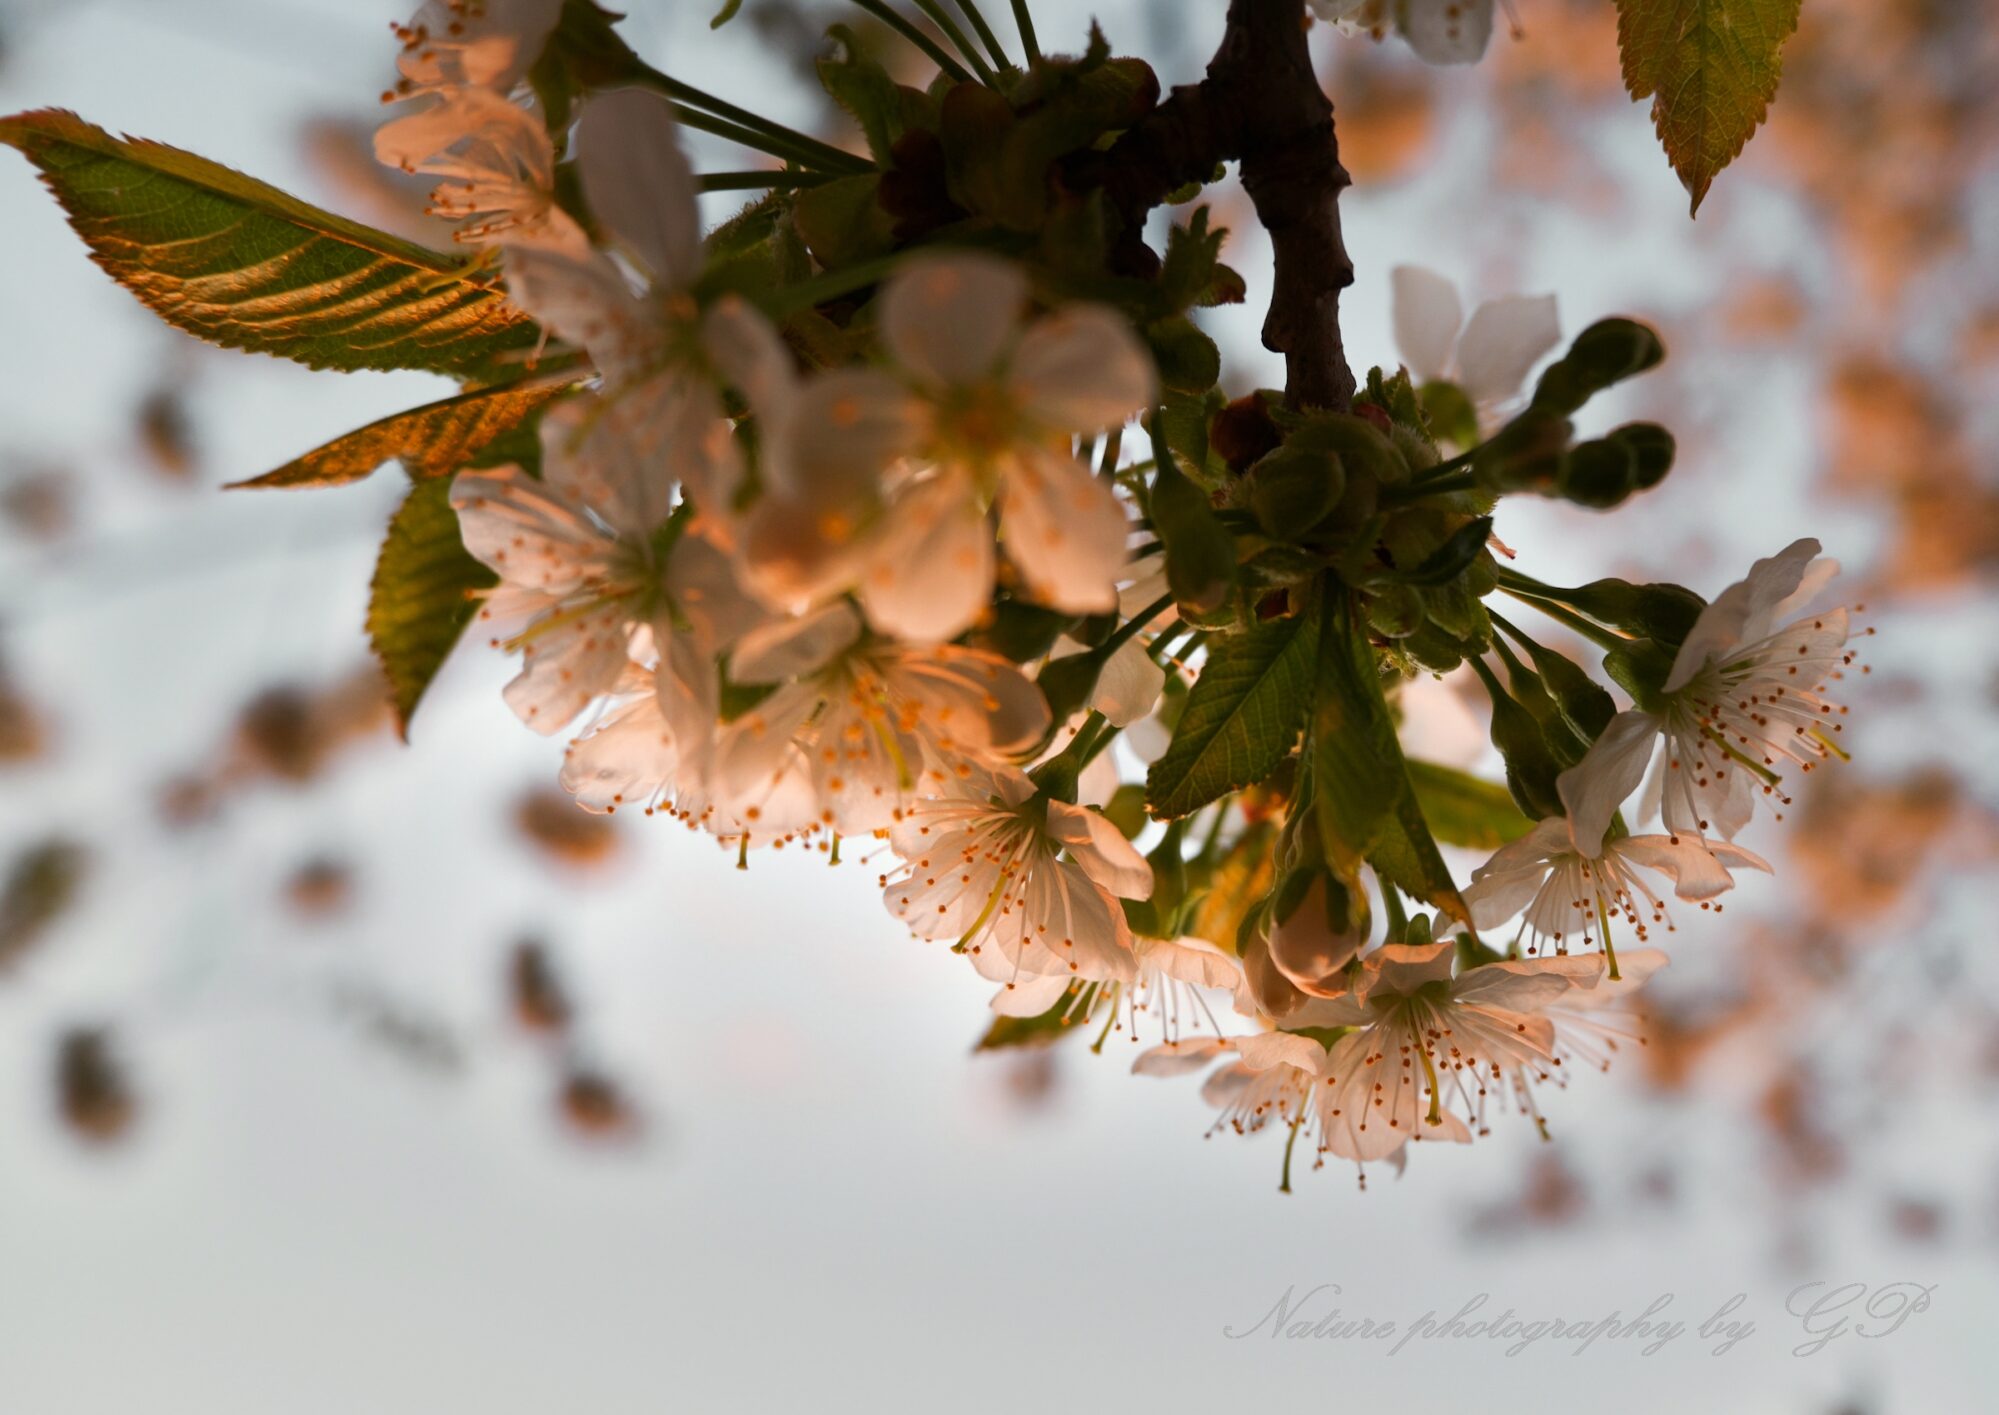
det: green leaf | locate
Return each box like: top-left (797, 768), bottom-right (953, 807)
top-left (0, 109), bottom-right (539, 377)
top-left (1615, 0), bottom-right (1802, 215)
top-left (367, 477), bottom-right (496, 739)
top-left (1311, 586), bottom-right (1468, 923)
top-left (1406, 761), bottom-right (1532, 850)
top-left (710, 0), bottom-right (744, 27)
top-left (818, 25), bottom-right (914, 166)
top-left (1147, 413), bottom-right (1237, 617)
top-left (1146, 598), bottom-right (1319, 820)
top-left (231, 378), bottom-right (575, 490)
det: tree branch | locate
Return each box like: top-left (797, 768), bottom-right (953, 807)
top-left (1085, 0), bottom-right (1355, 412)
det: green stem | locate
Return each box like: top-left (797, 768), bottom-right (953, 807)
top-left (1381, 470), bottom-right (1475, 503)
top-left (1379, 880), bottom-right (1409, 942)
top-left (1495, 584), bottom-right (1631, 652)
top-left (1279, 1110), bottom-right (1305, 1194)
top-left (628, 69), bottom-right (874, 174)
top-left (950, 0), bottom-right (1016, 70)
top-left (1100, 592), bottom-right (1175, 659)
top-left (849, 0), bottom-right (976, 82)
top-left (697, 170), bottom-right (836, 191)
top-left (1412, 445), bottom-right (1478, 484)
top-left (911, 0), bottom-right (1000, 82)
top-left (764, 252), bottom-right (906, 317)
top-left (1010, 0), bottom-right (1042, 64)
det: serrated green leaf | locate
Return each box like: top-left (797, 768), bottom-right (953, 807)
top-left (0, 109), bottom-right (539, 376)
top-left (368, 477), bottom-right (496, 739)
top-left (1146, 598), bottom-right (1318, 820)
top-left (232, 378), bottom-right (575, 490)
top-left (1406, 760), bottom-right (1532, 850)
top-left (1312, 586), bottom-right (1467, 923)
top-left (1615, 0), bottom-right (1801, 215)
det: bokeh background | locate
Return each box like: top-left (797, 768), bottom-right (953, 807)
top-left (2, 2), bottom-right (1995, 1411)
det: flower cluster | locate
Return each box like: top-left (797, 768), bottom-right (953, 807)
top-left (355, 2), bottom-right (1868, 1191)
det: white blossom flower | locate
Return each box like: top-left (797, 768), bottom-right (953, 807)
top-left (1464, 815), bottom-right (1771, 964)
top-left (560, 665), bottom-right (820, 842)
top-left (376, 3), bottom-right (577, 251)
top-left (715, 600), bottom-right (1051, 834)
top-left (387, 0), bottom-right (562, 101)
top-left (990, 932), bottom-right (1250, 1047)
top-left (881, 766), bottom-right (1151, 983)
top-left (501, 86), bottom-right (791, 519)
top-left (743, 252), bottom-right (1156, 642)
top-left (1391, 265), bottom-right (1559, 419)
top-left (452, 394), bottom-right (763, 745)
top-left (1299, 942), bottom-right (1601, 1162)
top-left (1557, 538), bottom-right (1861, 849)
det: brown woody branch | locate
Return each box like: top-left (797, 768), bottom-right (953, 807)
top-left (1081, 0), bottom-right (1355, 411)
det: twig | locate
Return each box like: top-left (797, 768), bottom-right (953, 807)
top-left (1080, 0), bottom-right (1355, 411)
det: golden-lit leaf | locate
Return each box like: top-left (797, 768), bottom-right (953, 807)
top-left (231, 378), bottom-right (575, 490)
top-left (0, 109), bottom-right (539, 376)
top-left (1615, 0), bottom-right (1802, 214)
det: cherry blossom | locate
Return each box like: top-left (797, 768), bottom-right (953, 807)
top-left (1464, 815), bottom-right (1771, 967)
top-left (881, 767), bottom-right (1151, 984)
top-left (1557, 538), bottom-right (1860, 848)
top-left (1391, 264), bottom-right (1560, 419)
top-left (452, 394), bottom-right (763, 745)
top-left (715, 601), bottom-right (1050, 835)
top-left (743, 252), bottom-right (1156, 642)
top-left (989, 932), bottom-right (1251, 1048)
top-left (1298, 942), bottom-right (1602, 1162)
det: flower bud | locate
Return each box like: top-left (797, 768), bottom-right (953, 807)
top-left (1267, 867), bottom-right (1369, 998)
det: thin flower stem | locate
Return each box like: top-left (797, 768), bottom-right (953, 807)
top-left (1381, 470), bottom-right (1475, 503)
top-left (910, 0), bottom-right (1000, 83)
top-left (1100, 592), bottom-right (1175, 659)
top-left (1411, 445), bottom-right (1478, 484)
top-left (1009, 0), bottom-right (1042, 65)
top-left (1495, 584), bottom-right (1631, 651)
top-left (847, 0), bottom-right (976, 82)
top-left (625, 68), bottom-right (874, 173)
top-left (697, 170), bottom-right (836, 191)
top-left (666, 101), bottom-right (860, 173)
top-left (765, 252), bottom-right (906, 317)
top-left (949, 0), bottom-right (1016, 70)
top-left (1279, 1111), bottom-right (1305, 1194)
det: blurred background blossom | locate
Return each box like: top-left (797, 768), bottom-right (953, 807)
top-left (0, 1), bottom-right (1993, 1410)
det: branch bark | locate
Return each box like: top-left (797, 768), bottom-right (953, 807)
top-left (1085, 0), bottom-right (1355, 411)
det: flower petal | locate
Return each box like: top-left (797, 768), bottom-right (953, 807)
top-left (1394, 0), bottom-right (1496, 66)
top-left (450, 464), bottom-right (605, 593)
top-left (1046, 800), bottom-right (1154, 900)
top-left (1010, 304), bottom-right (1157, 433)
top-left (575, 87), bottom-right (702, 291)
top-left (880, 252), bottom-right (1026, 390)
top-left (1000, 447), bottom-right (1131, 615)
top-left (855, 478), bottom-right (994, 644)
top-left (1390, 264), bottom-right (1463, 383)
top-left (1665, 538), bottom-right (1821, 692)
top-left (728, 601), bottom-right (863, 684)
top-left (1455, 293), bottom-right (1561, 407)
top-left (1556, 710), bottom-right (1662, 857)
